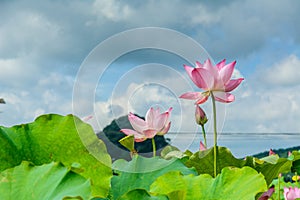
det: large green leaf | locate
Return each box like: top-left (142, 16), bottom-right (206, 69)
top-left (0, 114), bottom-right (112, 197)
top-left (254, 156), bottom-right (292, 185)
top-left (150, 167), bottom-right (267, 200)
top-left (0, 161), bottom-right (91, 200)
top-left (185, 146), bottom-right (254, 175)
top-left (291, 150), bottom-right (300, 174)
top-left (121, 189), bottom-right (167, 200)
top-left (185, 146), bottom-right (292, 185)
top-left (111, 155), bottom-right (197, 200)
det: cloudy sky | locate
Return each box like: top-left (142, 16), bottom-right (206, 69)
top-left (1, 0), bottom-right (300, 135)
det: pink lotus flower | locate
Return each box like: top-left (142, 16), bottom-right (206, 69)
top-left (120, 107), bottom-right (172, 142)
top-left (180, 59), bottom-right (244, 104)
top-left (195, 105), bottom-right (208, 126)
top-left (269, 149), bottom-right (276, 155)
top-left (284, 187), bottom-right (300, 200)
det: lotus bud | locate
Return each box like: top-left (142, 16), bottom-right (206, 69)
top-left (200, 141), bottom-right (207, 151)
top-left (195, 105), bottom-right (208, 126)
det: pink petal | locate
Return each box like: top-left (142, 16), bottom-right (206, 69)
top-left (128, 112), bottom-right (147, 133)
top-left (219, 61), bottom-right (236, 85)
top-left (157, 121), bottom-right (171, 135)
top-left (284, 187), bottom-right (300, 200)
top-left (225, 78), bottom-right (244, 92)
top-left (180, 92), bottom-right (203, 100)
top-left (195, 94), bottom-right (209, 104)
top-left (184, 65), bottom-right (207, 89)
top-left (153, 111), bottom-right (169, 131)
top-left (195, 61), bottom-right (203, 68)
top-left (202, 59), bottom-right (218, 85)
top-left (145, 107), bottom-right (155, 127)
top-left (143, 129), bottom-right (157, 139)
top-left (120, 129), bottom-right (146, 142)
top-left (216, 59), bottom-right (226, 70)
top-left (213, 91), bottom-right (235, 103)
top-left (269, 149), bottom-right (275, 155)
top-left (200, 141), bottom-right (207, 151)
top-left (194, 67), bottom-right (214, 89)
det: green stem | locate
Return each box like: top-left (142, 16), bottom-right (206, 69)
top-left (152, 138), bottom-right (156, 157)
top-left (211, 92), bottom-right (217, 178)
top-left (278, 174), bottom-right (281, 200)
top-left (201, 125), bottom-right (207, 147)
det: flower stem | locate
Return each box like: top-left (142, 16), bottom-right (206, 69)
top-left (211, 92), bottom-right (217, 178)
top-left (278, 174), bottom-right (281, 200)
top-left (201, 125), bottom-right (207, 147)
top-left (152, 138), bottom-right (156, 157)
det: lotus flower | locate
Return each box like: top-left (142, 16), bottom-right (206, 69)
top-left (180, 59), bottom-right (244, 104)
top-left (269, 149), bottom-right (275, 155)
top-left (121, 107), bottom-right (172, 142)
top-left (284, 187), bottom-right (300, 200)
top-left (195, 105), bottom-right (208, 126)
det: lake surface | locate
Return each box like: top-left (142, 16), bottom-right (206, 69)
top-left (165, 132), bottom-right (300, 158)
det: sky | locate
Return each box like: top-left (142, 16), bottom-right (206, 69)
top-left (1, 0), bottom-right (300, 135)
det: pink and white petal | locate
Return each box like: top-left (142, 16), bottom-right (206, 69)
top-left (183, 64), bottom-right (196, 81)
top-left (157, 121), bottom-right (171, 135)
top-left (180, 92), bottom-right (203, 100)
top-left (165, 107), bottom-right (173, 120)
top-left (195, 61), bottom-right (203, 68)
top-left (195, 68), bottom-right (214, 89)
top-left (213, 91), bottom-right (235, 103)
top-left (145, 107), bottom-right (155, 127)
top-left (195, 94), bottom-right (209, 104)
top-left (120, 128), bottom-right (142, 137)
top-left (154, 107), bottom-right (161, 117)
top-left (225, 78), bottom-right (244, 92)
top-left (216, 59), bottom-right (226, 70)
top-left (120, 129), bottom-right (146, 142)
top-left (203, 59), bottom-right (218, 82)
top-left (184, 65), bottom-right (208, 89)
top-left (143, 129), bottom-right (157, 139)
top-left (128, 113), bottom-right (147, 133)
top-left (153, 112), bottom-right (169, 131)
top-left (219, 61), bottom-right (236, 84)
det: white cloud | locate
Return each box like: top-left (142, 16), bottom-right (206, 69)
top-left (92, 0), bottom-right (132, 22)
top-left (224, 55), bottom-right (300, 133)
top-left (260, 54), bottom-right (300, 86)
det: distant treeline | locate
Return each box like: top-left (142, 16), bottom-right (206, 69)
top-left (252, 146), bottom-right (300, 158)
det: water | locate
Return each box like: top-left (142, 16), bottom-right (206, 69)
top-left (165, 132), bottom-right (300, 158)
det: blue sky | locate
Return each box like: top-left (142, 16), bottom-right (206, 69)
top-left (1, 0), bottom-right (300, 134)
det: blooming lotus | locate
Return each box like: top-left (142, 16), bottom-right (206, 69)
top-left (180, 59), bottom-right (244, 104)
top-left (284, 187), bottom-right (300, 200)
top-left (121, 107), bottom-right (172, 142)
